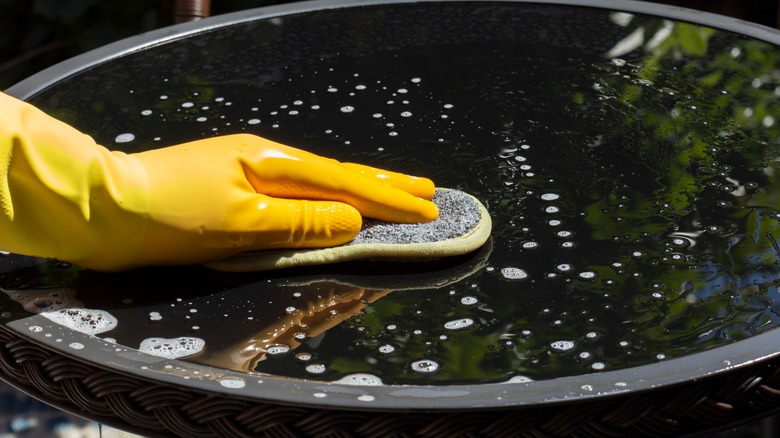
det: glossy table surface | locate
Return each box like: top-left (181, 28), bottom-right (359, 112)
top-left (6, 0), bottom-right (780, 436)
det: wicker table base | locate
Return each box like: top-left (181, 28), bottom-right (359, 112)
top-left (2, 321), bottom-right (780, 437)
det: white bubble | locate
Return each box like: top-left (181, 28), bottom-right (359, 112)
top-left (401, 111), bottom-right (412, 117)
top-left (141, 109), bottom-right (152, 116)
top-left (266, 345), bottom-right (290, 355)
top-left (69, 342), bottom-right (84, 350)
top-left (340, 105), bottom-right (355, 113)
top-left (550, 340), bottom-right (575, 351)
top-left (28, 326), bottom-right (43, 333)
top-left (149, 312), bottom-right (162, 321)
top-left (181, 102), bottom-right (194, 108)
top-left (355, 84), bottom-right (367, 90)
top-left (196, 117), bottom-right (207, 122)
top-left (411, 359), bottom-right (440, 374)
top-left (306, 364), bottom-right (327, 374)
top-left (556, 264), bottom-right (573, 272)
top-left (114, 133), bottom-right (135, 143)
top-left (379, 344), bottom-right (395, 354)
top-left (501, 267), bottom-right (528, 280)
top-left (578, 271), bottom-right (597, 280)
top-left (592, 362), bottom-right (606, 370)
top-left (444, 318), bottom-right (475, 330)
top-left (327, 87), bottom-right (338, 92)
top-left (545, 206), bottom-right (560, 213)
top-left (336, 373), bottom-right (383, 386)
top-left (443, 103), bottom-right (454, 109)
top-left (522, 241), bottom-right (539, 249)
top-left (357, 394), bottom-right (375, 402)
top-left (397, 88), bottom-right (408, 94)
top-left (247, 118), bottom-right (261, 125)
top-left (504, 375), bottom-right (534, 383)
top-left (139, 337), bottom-right (205, 359)
top-left (219, 378), bottom-right (246, 389)
top-left (42, 308), bottom-right (117, 335)
top-left (461, 296), bottom-right (478, 305)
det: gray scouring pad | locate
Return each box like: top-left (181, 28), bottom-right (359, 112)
top-left (205, 188), bottom-right (492, 272)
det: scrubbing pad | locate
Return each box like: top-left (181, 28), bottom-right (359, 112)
top-left (205, 188), bottom-right (492, 272)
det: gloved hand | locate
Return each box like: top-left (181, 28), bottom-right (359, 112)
top-left (0, 92), bottom-right (438, 271)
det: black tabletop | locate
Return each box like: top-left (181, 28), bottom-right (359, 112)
top-left (5, 0), bottom-right (780, 436)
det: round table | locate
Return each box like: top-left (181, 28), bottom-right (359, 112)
top-left (6, 0), bottom-right (780, 436)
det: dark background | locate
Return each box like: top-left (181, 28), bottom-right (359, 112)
top-left (0, 0), bottom-right (778, 90)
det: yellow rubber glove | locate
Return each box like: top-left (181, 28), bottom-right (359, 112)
top-left (0, 92), bottom-right (438, 271)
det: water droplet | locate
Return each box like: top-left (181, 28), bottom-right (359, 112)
top-left (114, 133), bottom-right (135, 143)
top-left (340, 106), bottom-right (355, 113)
top-left (357, 394), bottom-right (375, 402)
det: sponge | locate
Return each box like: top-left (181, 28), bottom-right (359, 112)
top-left (205, 189), bottom-right (492, 272)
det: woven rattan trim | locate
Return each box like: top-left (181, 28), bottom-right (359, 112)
top-left (1, 323), bottom-right (780, 437)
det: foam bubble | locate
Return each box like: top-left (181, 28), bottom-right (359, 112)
top-left (266, 345), bottom-right (290, 355)
top-left (501, 267), bottom-right (528, 280)
top-left (219, 378), bottom-right (246, 389)
top-left (444, 318), bottom-right (475, 330)
top-left (411, 359), bottom-right (440, 374)
top-left (306, 364), bottom-right (327, 374)
top-left (41, 308), bottom-right (117, 335)
top-left (336, 373), bottom-right (383, 386)
top-left (461, 296), bottom-right (478, 305)
top-left (504, 375), bottom-right (534, 383)
top-left (139, 337), bottom-right (205, 359)
top-left (550, 340), bottom-right (575, 352)
top-left (340, 105), bottom-right (355, 113)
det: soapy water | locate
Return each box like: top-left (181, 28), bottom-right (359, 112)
top-left (139, 337), bottom-right (205, 359)
top-left (12, 3), bottom-right (780, 386)
top-left (41, 308), bottom-right (117, 335)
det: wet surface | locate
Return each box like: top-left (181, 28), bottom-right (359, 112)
top-left (5, 2), bottom-right (780, 386)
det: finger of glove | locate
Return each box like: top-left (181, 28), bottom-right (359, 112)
top-left (230, 195), bottom-right (363, 250)
top-left (340, 162), bottom-right (435, 200)
top-left (243, 151), bottom-right (439, 224)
